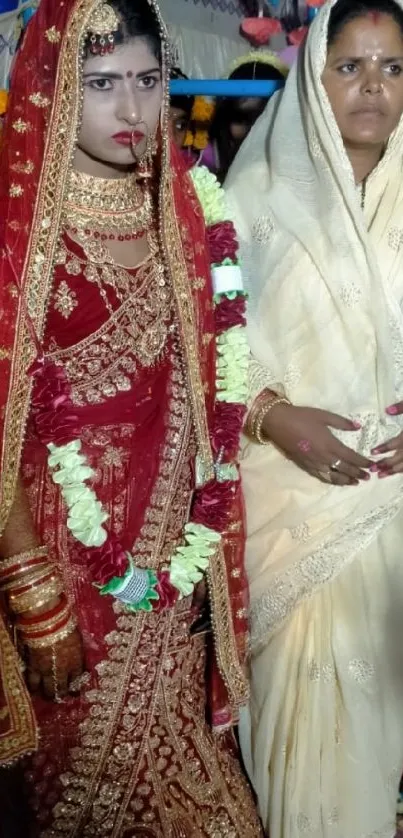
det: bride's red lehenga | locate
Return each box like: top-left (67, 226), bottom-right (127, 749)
top-left (0, 0), bottom-right (263, 835)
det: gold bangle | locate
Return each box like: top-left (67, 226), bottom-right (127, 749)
top-left (1, 562), bottom-right (54, 592)
top-left (8, 567), bottom-right (57, 598)
top-left (254, 396), bottom-right (290, 445)
top-left (21, 616), bottom-right (77, 650)
top-left (0, 546), bottom-right (48, 570)
top-left (244, 388), bottom-right (273, 439)
top-left (17, 603), bottom-right (71, 634)
top-left (9, 576), bottom-right (64, 615)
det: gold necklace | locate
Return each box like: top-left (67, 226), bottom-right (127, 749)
top-left (62, 168), bottom-right (153, 234)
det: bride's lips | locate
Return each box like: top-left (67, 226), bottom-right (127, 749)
top-left (112, 130), bottom-right (145, 146)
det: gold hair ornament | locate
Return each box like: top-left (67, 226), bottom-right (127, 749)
top-left (87, 2), bottom-right (120, 56)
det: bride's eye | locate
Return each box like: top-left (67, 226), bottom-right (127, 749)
top-left (87, 78), bottom-right (114, 91)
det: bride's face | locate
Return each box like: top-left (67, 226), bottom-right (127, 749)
top-left (322, 13), bottom-right (403, 149)
top-left (77, 37), bottom-right (162, 172)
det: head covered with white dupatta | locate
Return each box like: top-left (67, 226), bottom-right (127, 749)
top-left (225, 0), bottom-right (403, 649)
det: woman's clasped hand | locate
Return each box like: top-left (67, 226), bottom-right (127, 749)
top-left (263, 401), bottom-right (403, 484)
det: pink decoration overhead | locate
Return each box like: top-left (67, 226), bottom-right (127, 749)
top-left (240, 16), bottom-right (282, 46)
top-left (288, 26), bottom-right (309, 47)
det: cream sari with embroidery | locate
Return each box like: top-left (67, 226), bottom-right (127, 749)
top-left (226, 1), bottom-right (403, 835)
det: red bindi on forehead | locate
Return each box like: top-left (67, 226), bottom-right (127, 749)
top-left (126, 70), bottom-right (133, 78)
top-left (366, 10), bottom-right (382, 24)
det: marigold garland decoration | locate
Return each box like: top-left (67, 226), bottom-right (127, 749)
top-left (185, 96), bottom-right (215, 151)
top-left (0, 90), bottom-right (8, 117)
top-left (30, 167), bottom-right (248, 613)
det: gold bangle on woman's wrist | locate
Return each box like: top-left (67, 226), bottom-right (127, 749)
top-left (0, 545), bottom-right (76, 647)
top-left (245, 389), bottom-right (290, 445)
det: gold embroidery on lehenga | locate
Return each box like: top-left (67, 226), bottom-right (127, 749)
top-left (45, 25), bottom-right (61, 42)
top-left (1, 0), bottom-right (127, 532)
top-left (130, 346), bottom-right (194, 566)
top-left (0, 616), bottom-right (38, 763)
top-left (49, 258), bottom-right (172, 405)
top-left (208, 542), bottom-right (249, 709)
top-left (35, 607), bottom-right (262, 838)
top-left (53, 280), bottom-right (78, 320)
top-left (29, 92), bottom-right (51, 108)
top-left (10, 159), bottom-right (35, 175)
top-left (12, 118), bottom-right (31, 133)
top-left (160, 173), bottom-right (249, 709)
top-left (161, 171), bottom-right (214, 482)
top-left (9, 183), bottom-right (24, 197)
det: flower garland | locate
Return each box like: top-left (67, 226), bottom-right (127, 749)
top-left (184, 96), bottom-right (215, 152)
top-left (29, 166), bottom-right (248, 613)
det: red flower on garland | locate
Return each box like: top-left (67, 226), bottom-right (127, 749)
top-left (208, 221), bottom-right (238, 264)
top-left (192, 479), bottom-right (237, 532)
top-left (215, 295), bottom-right (246, 334)
top-left (30, 359), bottom-right (79, 445)
top-left (84, 539), bottom-right (128, 586)
top-left (153, 571), bottom-right (179, 613)
top-left (212, 402), bottom-right (246, 460)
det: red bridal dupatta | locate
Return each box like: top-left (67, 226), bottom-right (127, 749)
top-left (0, 0), bottom-right (249, 731)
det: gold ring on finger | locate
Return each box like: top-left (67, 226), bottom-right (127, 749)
top-left (330, 458), bottom-right (342, 472)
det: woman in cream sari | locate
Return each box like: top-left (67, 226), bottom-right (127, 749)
top-left (226, 0), bottom-right (403, 835)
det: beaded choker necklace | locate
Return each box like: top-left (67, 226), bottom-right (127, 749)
top-left (62, 169), bottom-right (153, 234)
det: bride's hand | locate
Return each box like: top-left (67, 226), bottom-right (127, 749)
top-left (262, 403), bottom-right (372, 485)
top-left (25, 628), bottom-right (84, 700)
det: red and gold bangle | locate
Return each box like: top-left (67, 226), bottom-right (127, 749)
top-left (9, 572), bottom-right (64, 615)
top-left (19, 615), bottom-right (77, 649)
top-left (1, 562), bottom-right (54, 593)
top-left (0, 546), bottom-right (49, 587)
top-left (18, 597), bottom-right (71, 635)
top-left (18, 593), bottom-right (68, 624)
top-left (16, 595), bottom-right (76, 649)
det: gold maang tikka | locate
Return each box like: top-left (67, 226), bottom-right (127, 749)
top-left (87, 2), bottom-right (120, 56)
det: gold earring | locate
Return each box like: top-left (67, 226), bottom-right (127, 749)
top-left (137, 133), bottom-right (158, 180)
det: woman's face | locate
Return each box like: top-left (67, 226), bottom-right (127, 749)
top-left (229, 97), bottom-right (267, 144)
top-left (169, 105), bottom-right (190, 147)
top-left (322, 13), bottom-right (403, 149)
top-left (76, 36), bottom-right (162, 174)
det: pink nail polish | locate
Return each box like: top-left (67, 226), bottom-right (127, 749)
top-left (369, 464), bottom-right (378, 472)
top-left (386, 405), bottom-right (398, 415)
top-left (352, 420), bottom-right (361, 429)
top-left (372, 448), bottom-right (380, 455)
